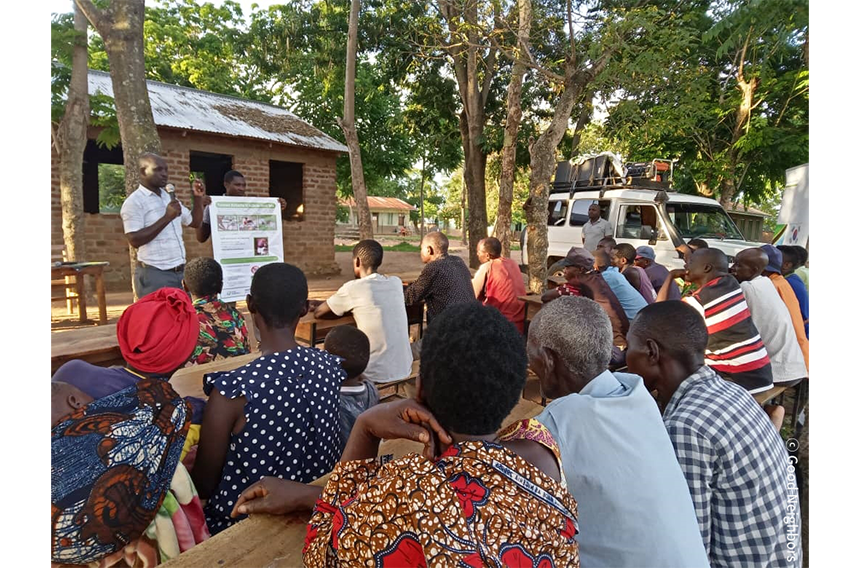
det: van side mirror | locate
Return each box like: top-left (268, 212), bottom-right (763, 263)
top-left (648, 227), bottom-right (659, 245)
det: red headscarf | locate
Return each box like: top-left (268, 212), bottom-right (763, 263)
top-left (117, 288), bottom-right (199, 374)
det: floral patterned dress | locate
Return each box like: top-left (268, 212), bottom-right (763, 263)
top-left (186, 295), bottom-right (251, 366)
top-left (303, 418), bottom-right (580, 567)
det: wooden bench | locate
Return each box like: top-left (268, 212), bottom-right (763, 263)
top-left (753, 385), bottom-right (789, 406)
top-left (160, 397), bottom-right (545, 568)
top-left (51, 244), bottom-right (77, 314)
top-left (376, 359), bottom-right (419, 402)
top-left (51, 324), bottom-right (123, 374)
top-left (170, 351), bottom-right (263, 400)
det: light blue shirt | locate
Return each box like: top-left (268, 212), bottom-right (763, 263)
top-left (538, 370), bottom-right (709, 568)
top-left (601, 266), bottom-right (648, 319)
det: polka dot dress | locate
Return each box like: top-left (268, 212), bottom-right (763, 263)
top-left (202, 346), bottom-right (345, 534)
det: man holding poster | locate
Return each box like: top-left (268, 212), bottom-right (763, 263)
top-left (196, 170), bottom-right (286, 243)
top-left (208, 195), bottom-right (285, 303)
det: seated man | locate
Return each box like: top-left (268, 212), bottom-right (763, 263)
top-left (323, 325), bottom-right (380, 452)
top-left (182, 257), bottom-right (252, 366)
top-left (778, 245), bottom-right (810, 338)
top-left (658, 248), bottom-right (774, 394)
top-left (529, 296), bottom-right (708, 567)
top-left (228, 303), bottom-right (580, 566)
top-left (311, 240), bottom-right (412, 384)
top-left (192, 263), bottom-right (344, 534)
top-left (761, 245), bottom-right (809, 363)
top-left (611, 243), bottom-right (657, 303)
top-left (731, 249), bottom-right (807, 386)
top-left (51, 287), bottom-right (205, 421)
top-left (626, 301), bottom-right (802, 567)
top-left (792, 245), bottom-right (809, 292)
top-left (594, 249), bottom-right (648, 320)
top-left (404, 231), bottom-right (476, 327)
top-left (52, 378), bottom-right (208, 567)
top-left (596, 236), bottom-right (617, 257)
top-left (542, 247), bottom-right (630, 364)
top-left (635, 245), bottom-right (681, 300)
top-left (472, 236), bottom-right (527, 332)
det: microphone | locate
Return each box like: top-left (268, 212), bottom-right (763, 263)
top-left (165, 183), bottom-right (176, 201)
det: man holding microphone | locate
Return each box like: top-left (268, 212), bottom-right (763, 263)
top-left (121, 153), bottom-right (206, 299)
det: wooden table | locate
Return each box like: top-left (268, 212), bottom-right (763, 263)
top-left (519, 293), bottom-right (545, 323)
top-left (161, 397), bottom-right (545, 568)
top-left (51, 262), bottom-right (110, 324)
top-left (51, 323), bottom-right (122, 374)
top-left (295, 312), bottom-right (357, 346)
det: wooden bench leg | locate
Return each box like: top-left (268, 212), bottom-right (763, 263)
top-left (75, 276), bottom-right (87, 323)
top-left (96, 274), bottom-right (108, 325)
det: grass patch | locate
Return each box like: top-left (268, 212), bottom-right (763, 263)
top-left (335, 241), bottom-right (420, 252)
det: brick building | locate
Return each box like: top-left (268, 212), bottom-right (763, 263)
top-left (51, 70), bottom-right (347, 292)
top-left (339, 196), bottom-right (417, 234)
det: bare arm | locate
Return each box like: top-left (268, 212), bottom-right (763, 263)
top-left (622, 267), bottom-right (641, 291)
top-left (542, 289), bottom-right (561, 303)
top-left (313, 299), bottom-right (341, 319)
top-left (657, 269), bottom-right (687, 302)
top-left (472, 262), bottom-right (489, 299)
top-left (191, 389), bottom-right (246, 499)
top-left (187, 180), bottom-right (206, 229)
top-left (195, 220), bottom-right (212, 243)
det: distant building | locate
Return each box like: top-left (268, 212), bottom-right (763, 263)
top-left (339, 196), bottom-right (417, 234)
top-left (51, 70), bottom-right (347, 291)
top-left (725, 203), bottom-right (771, 243)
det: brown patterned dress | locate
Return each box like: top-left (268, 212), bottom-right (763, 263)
top-left (303, 419), bottom-right (580, 567)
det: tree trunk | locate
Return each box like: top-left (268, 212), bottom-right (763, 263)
top-left (76, 0), bottom-right (163, 289)
top-left (419, 153), bottom-right (427, 238)
top-left (568, 94), bottom-right (593, 157)
top-left (56, 4), bottom-right (90, 264)
top-left (338, 0), bottom-right (373, 241)
top-left (496, 0), bottom-right (532, 259)
top-left (526, 77), bottom-right (589, 293)
top-left (460, 167), bottom-right (467, 245)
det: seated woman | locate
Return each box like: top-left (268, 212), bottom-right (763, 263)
top-left (191, 263), bottom-right (345, 535)
top-left (51, 379), bottom-right (209, 568)
top-left (231, 302), bottom-right (580, 566)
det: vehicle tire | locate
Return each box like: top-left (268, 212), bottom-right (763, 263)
top-left (548, 258), bottom-right (566, 278)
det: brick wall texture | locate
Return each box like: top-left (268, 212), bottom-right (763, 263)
top-left (52, 128), bottom-right (342, 292)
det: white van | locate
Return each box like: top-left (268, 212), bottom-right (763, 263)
top-left (521, 154), bottom-right (763, 273)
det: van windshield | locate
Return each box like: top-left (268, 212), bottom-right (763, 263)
top-left (665, 202), bottom-right (744, 240)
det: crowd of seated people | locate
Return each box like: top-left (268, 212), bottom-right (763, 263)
top-left (50, 232), bottom-right (806, 568)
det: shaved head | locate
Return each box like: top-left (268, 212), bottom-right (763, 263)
top-left (479, 237), bottom-right (502, 258)
top-left (732, 248), bottom-right (768, 283)
top-left (685, 248), bottom-right (728, 286)
top-left (593, 249), bottom-right (611, 270)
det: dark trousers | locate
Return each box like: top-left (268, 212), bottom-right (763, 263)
top-left (133, 262), bottom-right (184, 300)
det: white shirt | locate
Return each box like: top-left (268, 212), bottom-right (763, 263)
top-left (538, 371), bottom-right (709, 568)
top-left (325, 273), bottom-right (413, 384)
top-left (740, 275), bottom-right (808, 382)
top-left (581, 217), bottom-right (613, 252)
top-left (120, 184), bottom-right (193, 269)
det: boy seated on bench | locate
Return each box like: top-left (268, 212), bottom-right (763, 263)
top-left (323, 326), bottom-right (380, 453)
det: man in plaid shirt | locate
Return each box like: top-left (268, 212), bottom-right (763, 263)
top-left (626, 301), bottom-right (802, 567)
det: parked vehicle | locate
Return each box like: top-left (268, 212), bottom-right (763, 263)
top-left (521, 152), bottom-right (763, 274)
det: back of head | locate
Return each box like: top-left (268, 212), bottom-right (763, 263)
top-left (423, 231), bottom-right (449, 254)
top-left (117, 288), bottom-right (200, 374)
top-left (630, 301), bottom-right (708, 367)
top-left (792, 245), bottom-right (808, 266)
top-left (777, 245), bottom-right (799, 269)
top-left (593, 249), bottom-right (611, 270)
top-left (696, 247), bottom-right (729, 273)
top-left (420, 303), bottom-right (526, 435)
top-left (250, 263), bottom-right (308, 328)
top-left (687, 238), bottom-right (709, 250)
top-left (353, 239), bottom-right (384, 270)
top-left (324, 326), bottom-right (370, 380)
top-left (481, 237), bottom-right (502, 258)
top-left (184, 257), bottom-right (223, 297)
top-left (598, 236), bottom-right (617, 249)
top-left (613, 242), bottom-right (637, 264)
top-left (531, 296), bottom-right (612, 381)
top-left (224, 170), bottom-right (244, 184)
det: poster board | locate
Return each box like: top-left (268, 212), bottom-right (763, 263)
top-left (208, 196), bottom-right (283, 302)
top-left (775, 164), bottom-right (809, 247)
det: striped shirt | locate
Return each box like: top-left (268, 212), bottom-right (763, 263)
top-left (683, 275), bottom-right (773, 393)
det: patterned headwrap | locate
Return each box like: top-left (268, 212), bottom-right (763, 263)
top-left (117, 287), bottom-right (199, 373)
top-left (51, 379), bottom-right (190, 564)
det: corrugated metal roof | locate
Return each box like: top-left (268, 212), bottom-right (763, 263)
top-left (725, 203), bottom-right (769, 217)
top-left (341, 196), bottom-right (417, 211)
top-left (88, 70), bottom-right (347, 153)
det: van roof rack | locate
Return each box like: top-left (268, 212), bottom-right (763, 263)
top-left (551, 152), bottom-right (676, 197)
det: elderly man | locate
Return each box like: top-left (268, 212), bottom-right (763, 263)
top-left (472, 237), bottom-right (527, 332)
top-left (121, 153), bottom-right (206, 299)
top-left (731, 248), bottom-right (807, 386)
top-left (581, 202), bottom-right (613, 252)
top-left (658, 248), bottom-right (774, 394)
top-left (404, 231), bottom-right (475, 326)
top-left (635, 245), bottom-right (681, 300)
top-left (529, 296), bottom-right (708, 567)
top-left (626, 301), bottom-right (802, 567)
